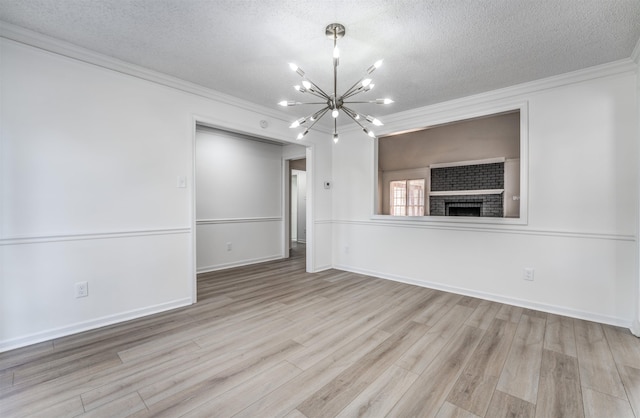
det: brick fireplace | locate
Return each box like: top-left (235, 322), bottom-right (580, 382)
top-left (429, 161), bottom-right (504, 217)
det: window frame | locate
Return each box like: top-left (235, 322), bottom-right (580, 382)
top-left (390, 178), bottom-right (426, 216)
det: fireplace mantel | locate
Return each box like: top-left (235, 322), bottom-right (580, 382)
top-left (429, 189), bottom-right (504, 197)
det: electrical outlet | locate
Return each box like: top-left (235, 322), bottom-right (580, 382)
top-left (523, 268), bottom-right (534, 281)
top-left (226, 242), bottom-right (232, 251)
top-left (75, 281), bottom-right (88, 298)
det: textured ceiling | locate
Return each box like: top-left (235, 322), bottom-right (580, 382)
top-left (1, 0), bottom-right (639, 127)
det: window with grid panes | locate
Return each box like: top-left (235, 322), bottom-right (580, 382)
top-left (390, 179), bottom-right (425, 216)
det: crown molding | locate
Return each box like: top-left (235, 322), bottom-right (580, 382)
top-left (0, 20), bottom-right (292, 123)
top-left (379, 58), bottom-right (637, 134)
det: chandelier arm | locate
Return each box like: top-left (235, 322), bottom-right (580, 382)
top-left (341, 77), bottom-right (369, 98)
top-left (302, 107), bottom-right (330, 130)
top-left (300, 89), bottom-right (331, 100)
top-left (303, 78), bottom-right (332, 100)
top-left (343, 100), bottom-right (391, 104)
top-left (342, 87), bottom-right (368, 100)
top-left (291, 101), bottom-right (330, 105)
top-left (342, 106), bottom-right (369, 130)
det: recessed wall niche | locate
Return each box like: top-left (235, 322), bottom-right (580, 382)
top-left (377, 110), bottom-right (521, 218)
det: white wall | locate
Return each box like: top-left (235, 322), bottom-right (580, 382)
top-left (292, 170), bottom-right (307, 243)
top-left (333, 66), bottom-right (639, 327)
top-left (195, 128), bottom-right (286, 272)
top-left (0, 35), bottom-right (332, 351)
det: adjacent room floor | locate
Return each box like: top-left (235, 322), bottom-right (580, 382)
top-left (1, 250), bottom-right (639, 417)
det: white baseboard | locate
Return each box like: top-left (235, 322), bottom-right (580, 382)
top-left (0, 298), bottom-right (193, 353)
top-left (311, 264), bottom-right (333, 273)
top-left (334, 264), bottom-right (633, 329)
top-left (197, 254), bottom-right (284, 274)
top-left (631, 320), bottom-right (640, 337)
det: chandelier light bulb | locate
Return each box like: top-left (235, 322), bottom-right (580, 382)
top-left (289, 63), bottom-right (298, 72)
top-left (333, 133), bottom-right (339, 143)
top-left (363, 128), bottom-right (375, 138)
top-left (362, 79), bottom-right (372, 87)
top-left (290, 117), bottom-right (306, 128)
top-left (302, 80), bottom-right (312, 89)
top-left (278, 100), bottom-right (291, 107)
top-left (297, 129), bottom-right (309, 140)
top-left (332, 109), bottom-right (339, 118)
top-left (365, 115), bottom-right (383, 126)
top-left (367, 59), bottom-right (383, 74)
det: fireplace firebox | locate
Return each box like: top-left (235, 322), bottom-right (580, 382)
top-left (445, 202), bottom-right (482, 217)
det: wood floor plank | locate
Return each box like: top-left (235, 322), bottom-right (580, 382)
top-left (0, 370), bottom-right (13, 390)
top-left (334, 365), bottom-right (418, 418)
top-left (81, 324), bottom-right (296, 411)
top-left (574, 319), bottom-right (627, 399)
top-left (396, 304), bottom-right (474, 374)
top-left (139, 338), bottom-right (303, 411)
top-left (375, 289), bottom-right (437, 333)
top-left (544, 313), bottom-right (577, 357)
top-left (297, 321), bottom-right (428, 418)
top-left (287, 297), bottom-right (398, 370)
top-left (495, 304), bottom-right (523, 324)
top-left (602, 325), bottom-right (640, 369)
top-left (618, 365), bottom-right (640, 418)
top-left (435, 402), bottom-right (481, 418)
top-left (485, 390), bottom-right (535, 418)
top-left (496, 314), bottom-right (545, 403)
top-left (457, 296), bottom-right (482, 309)
top-left (3, 395), bottom-right (85, 418)
top-left (535, 349), bottom-right (584, 418)
top-left (283, 409), bottom-right (308, 418)
top-left (446, 318), bottom-right (517, 416)
top-left (117, 340), bottom-right (201, 364)
top-left (0, 341), bottom-right (54, 371)
top-left (412, 292), bottom-right (463, 326)
top-left (464, 299), bottom-right (501, 330)
top-left (80, 391), bottom-right (147, 417)
top-left (179, 361), bottom-right (303, 418)
top-left (233, 328), bottom-right (391, 418)
top-left (387, 325), bottom-right (484, 418)
top-left (582, 387), bottom-right (634, 418)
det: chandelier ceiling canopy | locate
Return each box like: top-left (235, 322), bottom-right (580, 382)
top-left (279, 23), bottom-right (394, 143)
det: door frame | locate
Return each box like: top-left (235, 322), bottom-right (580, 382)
top-left (191, 117), bottom-right (313, 303)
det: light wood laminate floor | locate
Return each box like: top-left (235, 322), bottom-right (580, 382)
top-left (2, 248), bottom-right (640, 417)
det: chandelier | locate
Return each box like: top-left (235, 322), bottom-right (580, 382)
top-left (279, 23), bottom-right (394, 143)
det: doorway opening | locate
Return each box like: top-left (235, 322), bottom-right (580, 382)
top-left (192, 122), bottom-right (309, 303)
top-left (289, 158), bottom-right (307, 260)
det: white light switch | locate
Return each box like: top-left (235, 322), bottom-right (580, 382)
top-left (177, 176), bottom-right (187, 188)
